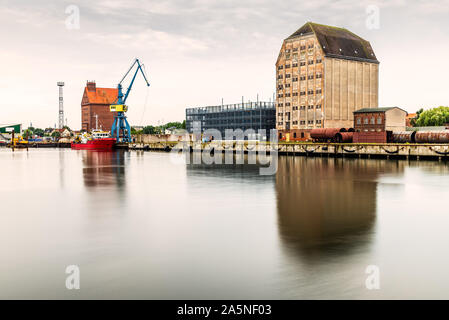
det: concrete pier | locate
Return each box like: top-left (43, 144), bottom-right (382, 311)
top-left (128, 141), bottom-right (449, 160)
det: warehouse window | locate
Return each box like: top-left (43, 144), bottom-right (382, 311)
top-left (370, 117), bottom-right (375, 124)
top-left (364, 118), bottom-right (368, 124)
top-left (357, 117), bottom-right (361, 125)
top-left (377, 117), bottom-right (382, 124)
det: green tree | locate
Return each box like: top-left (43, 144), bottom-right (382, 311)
top-left (131, 127), bottom-right (143, 135)
top-left (23, 129), bottom-right (33, 139)
top-left (415, 106), bottom-right (449, 127)
top-left (410, 108), bottom-right (424, 127)
top-left (142, 125), bottom-right (156, 134)
top-left (163, 121), bottom-right (183, 130)
top-left (34, 128), bottom-right (45, 137)
top-left (51, 131), bottom-right (61, 139)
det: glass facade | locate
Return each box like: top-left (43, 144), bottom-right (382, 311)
top-left (185, 102), bottom-right (276, 139)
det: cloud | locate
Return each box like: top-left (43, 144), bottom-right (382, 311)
top-left (0, 0), bottom-right (449, 128)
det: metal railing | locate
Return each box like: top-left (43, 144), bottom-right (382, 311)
top-left (186, 102), bottom-right (275, 114)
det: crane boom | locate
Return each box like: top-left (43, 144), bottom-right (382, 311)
top-left (118, 58), bottom-right (150, 104)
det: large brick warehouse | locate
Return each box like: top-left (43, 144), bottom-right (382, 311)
top-left (81, 81), bottom-right (118, 132)
top-left (276, 22), bottom-right (379, 140)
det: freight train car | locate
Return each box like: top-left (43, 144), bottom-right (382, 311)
top-left (391, 131), bottom-right (449, 144)
top-left (415, 130), bottom-right (449, 144)
top-left (392, 131), bottom-right (416, 143)
top-left (306, 128), bottom-right (449, 144)
top-left (310, 128), bottom-right (353, 143)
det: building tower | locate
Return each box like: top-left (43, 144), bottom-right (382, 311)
top-left (57, 82), bottom-right (65, 129)
top-left (276, 22), bottom-right (379, 140)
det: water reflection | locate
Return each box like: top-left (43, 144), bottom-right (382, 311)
top-left (2, 148), bottom-right (449, 299)
top-left (185, 153), bottom-right (276, 182)
top-left (275, 157), bottom-right (405, 262)
top-left (82, 150), bottom-right (126, 188)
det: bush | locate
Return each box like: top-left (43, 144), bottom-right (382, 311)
top-left (415, 106), bottom-right (449, 127)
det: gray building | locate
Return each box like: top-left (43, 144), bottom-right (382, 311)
top-left (186, 102), bottom-right (276, 139)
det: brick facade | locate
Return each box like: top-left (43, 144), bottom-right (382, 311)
top-left (81, 81), bottom-right (118, 132)
top-left (354, 112), bottom-right (386, 132)
top-left (276, 22), bottom-right (379, 136)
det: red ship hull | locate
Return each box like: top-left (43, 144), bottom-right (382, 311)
top-left (71, 138), bottom-right (116, 150)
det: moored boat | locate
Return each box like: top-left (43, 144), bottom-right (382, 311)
top-left (71, 131), bottom-right (116, 150)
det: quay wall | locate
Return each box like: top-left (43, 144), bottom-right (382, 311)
top-left (128, 141), bottom-right (449, 160)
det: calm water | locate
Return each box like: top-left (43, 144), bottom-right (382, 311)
top-left (1, 148), bottom-right (449, 299)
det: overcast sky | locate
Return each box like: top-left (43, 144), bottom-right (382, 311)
top-left (1, 0), bottom-right (449, 129)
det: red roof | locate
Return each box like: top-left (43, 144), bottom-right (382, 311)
top-left (82, 83), bottom-right (118, 105)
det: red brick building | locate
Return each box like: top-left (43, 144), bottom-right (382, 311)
top-left (353, 107), bottom-right (407, 143)
top-left (81, 81), bottom-right (118, 132)
top-left (353, 107), bottom-right (407, 132)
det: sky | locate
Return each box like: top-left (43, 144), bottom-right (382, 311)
top-left (1, 0), bottom-right (449, 129)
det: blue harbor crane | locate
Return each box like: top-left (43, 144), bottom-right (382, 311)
top-left (110, 58), bottom-right (150, 143)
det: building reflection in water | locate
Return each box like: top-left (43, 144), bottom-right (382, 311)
top-left (275, 156), bottom-right (404, 262)
top-left (185, 153), bottom-right (276, 181)
top-left (82, 150), bottom-right (126, 188)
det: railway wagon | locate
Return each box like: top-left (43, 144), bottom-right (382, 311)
top-left (310, 128), bottom-right (353, 143)
top-left (415, 131), bottom-right (449, 144)
top-left (392, 131), bottom-right (416, 143)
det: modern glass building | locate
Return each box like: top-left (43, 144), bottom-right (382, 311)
top-left (186, 102), bottom-right (276, 139)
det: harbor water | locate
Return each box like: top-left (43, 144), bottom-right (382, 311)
top-left (1, 148), bottom-right (449, 299)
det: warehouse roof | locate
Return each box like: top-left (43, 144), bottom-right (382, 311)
top-left (354, 107), bottom-right (407, 114)
top-left (287, 22), bottom-right (379, 63)
top-left (82, 82), bottom-right (118, 105)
